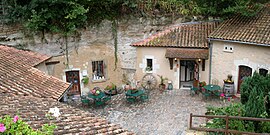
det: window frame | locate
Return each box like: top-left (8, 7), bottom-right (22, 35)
top-left (259, 68), bottom-right (268, 77)
top-left (91, 60), bottom-right (106, 82)
top-left (145, 58), bottom-right (153, 73)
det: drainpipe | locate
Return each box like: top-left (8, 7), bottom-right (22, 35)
top-left (208, 42), bottom-right (213, 84)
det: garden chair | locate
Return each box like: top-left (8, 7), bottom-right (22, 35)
top-left (81, 96), bottom-right (90, 108)
top-left (212, 78), bottom-right (219, 85)
top-left (190, 87), bottom-right (199, 96)
top-left (95, 95), bottom-right (111, 107)
top-left (140, 89), bottom-right (149, 101)
top-left (213, 90), bottom-right (222, 98)
top-left (102, 95), bottom-right (112, 103)
top-left (201, 88), bottom-right (211, 100)
top-left (126, 97), bottom-right (136, 103)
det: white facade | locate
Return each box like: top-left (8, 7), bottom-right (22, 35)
top-left (135, 47), bottom-right (209, 89)
top-left (211, 41), bottom-right (270, 93)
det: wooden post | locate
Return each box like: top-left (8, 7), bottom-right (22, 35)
top-left (189, 113), bottom-right (193, 129)
top-left (225, 115), bottom-right (229, 135)
top-left (168, 58), bottom-right (173, 70)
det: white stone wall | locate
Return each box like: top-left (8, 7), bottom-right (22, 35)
top-left (211, 41), bottom-right (270, 93)
top-left (136, 47), bottom-right (177, 88)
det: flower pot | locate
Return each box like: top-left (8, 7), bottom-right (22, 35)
top-left (159, 84), bottom-right (166, 91)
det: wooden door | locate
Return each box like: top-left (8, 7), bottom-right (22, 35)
top-left (237, 66), bottom-right (252, 93)
top-left (66, 71), bottom-right (81, 95)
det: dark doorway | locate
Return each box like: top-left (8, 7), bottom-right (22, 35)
top-left (66, 71), bottom-right (81, 95)
top-left (238, 65), bottom-right (252, 93)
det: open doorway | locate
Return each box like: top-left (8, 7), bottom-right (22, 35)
top-left (179, 60), bottom-right (198, 89)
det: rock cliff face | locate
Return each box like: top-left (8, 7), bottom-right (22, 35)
top-left (0, 16), bottom-right (187, 70)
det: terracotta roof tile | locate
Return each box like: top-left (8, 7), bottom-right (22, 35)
top-left (0, 45), bottom-right (51, 66)
top-left (131, 21), bottom-right (220, 48)
top-left (208, 4), bottom-right (270, 46)
top-left (165, 48), bottom-right (209, 59)
top-left (0, 45), bottom-right (70, 100)
top-left (0, 93), bottom-right (134, 135)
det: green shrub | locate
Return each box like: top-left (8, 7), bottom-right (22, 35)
top-left (241, 72), bottom-right (270, 118)
top-left (206, 103), bottom-right (255, 133)
top-left (0, 115), bottom-right (56, 135)
top-left (258, 122), bottom-right (270, 133)
top-left (205, 72), bottom-right (270, 134)
top-left (245, 87), bottom-right (266, 118)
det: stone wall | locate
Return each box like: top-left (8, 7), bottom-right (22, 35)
top-left (0, 16), bottom-right (185, 70)
top-left (0, 16), bottom-right (191, 92)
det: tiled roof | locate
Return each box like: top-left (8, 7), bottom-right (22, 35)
top-left (165, 48), bottom-right (209, 59)
top-left (0, 45), bottom-right (70, 100)
top-left (131, 21), bottom-right (220, 48)
top-left (208, 4), bottom-right (270, 46)
top-left (0, 93), bottom-right (134, 135)
top-left (0, 45), bottom-right (51, 66)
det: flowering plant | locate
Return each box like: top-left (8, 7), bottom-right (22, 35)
top-left (199, 81), bottom-right (206, 87)
top-left (105, 83), bottom-right (117, 90)
top-left (90, 87), bottom-right (101, 95)
top-left (0, 115), bottom-right (56, 134)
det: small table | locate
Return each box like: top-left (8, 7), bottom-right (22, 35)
top-left (88, 92), bottom-right (105, 99)
top-left (125, 89), bottom-right (146, 102)
top-left (88, 92), bottom-right (106, 106)
top-left (203, 84), bottom-right (221, 91)
top-left (203, 84), bottom-right (222, 98)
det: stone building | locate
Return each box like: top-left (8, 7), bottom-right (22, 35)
top-left (208, 4), bottom-right (270, 94)
top-left (131, 21), bottom-right (219, 89)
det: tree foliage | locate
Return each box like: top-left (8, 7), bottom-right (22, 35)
top-left (1, 0), bottom-right (268, 67)
top-left (193, 0), bottom-right (267, 17)
top-left (2, 0), bottom-right (269, 26)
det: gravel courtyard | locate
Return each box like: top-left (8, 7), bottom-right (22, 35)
top-left (69, 89), bottom-right (231, 135)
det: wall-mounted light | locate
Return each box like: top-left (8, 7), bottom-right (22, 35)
top-left (174, 58), bottom-right (177, 62)
top-left (198, 58), bottom-right (201, 63)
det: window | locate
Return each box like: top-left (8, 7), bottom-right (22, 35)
top-left (92, 60), bottom-right (105, 80)
top-left (223, 45), bottom-right (234, 52)
top-left (146, 59), bottom-right (153, 72)
top-left (259, 68), bottom-right (268, 77)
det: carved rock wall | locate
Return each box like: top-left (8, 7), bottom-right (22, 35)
top-left (0, 16), bottom-right (186, 70)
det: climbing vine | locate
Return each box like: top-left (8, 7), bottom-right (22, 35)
top-left (112, 19), bottom-right (118, 71)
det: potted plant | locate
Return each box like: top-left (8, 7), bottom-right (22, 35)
top-left (224, 74), bottom-right (234, 84)
top-left (145, 66), bottom-right (152, 72)
top-left (90, 87), bottom-right (101, 96)
top-left (158, 75), bottom-right (168, 91)
top-left (199, 81), bottom-right (206, 92)
top-left (82, 76), bottom-right (89, 85)
top-left (104, 83), bottom-right (117, 95)
top-left (199, 81), bottom-right (206, 87)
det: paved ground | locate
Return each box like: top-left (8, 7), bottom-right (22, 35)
top-left (67, 89), bottom-right (233, 135)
